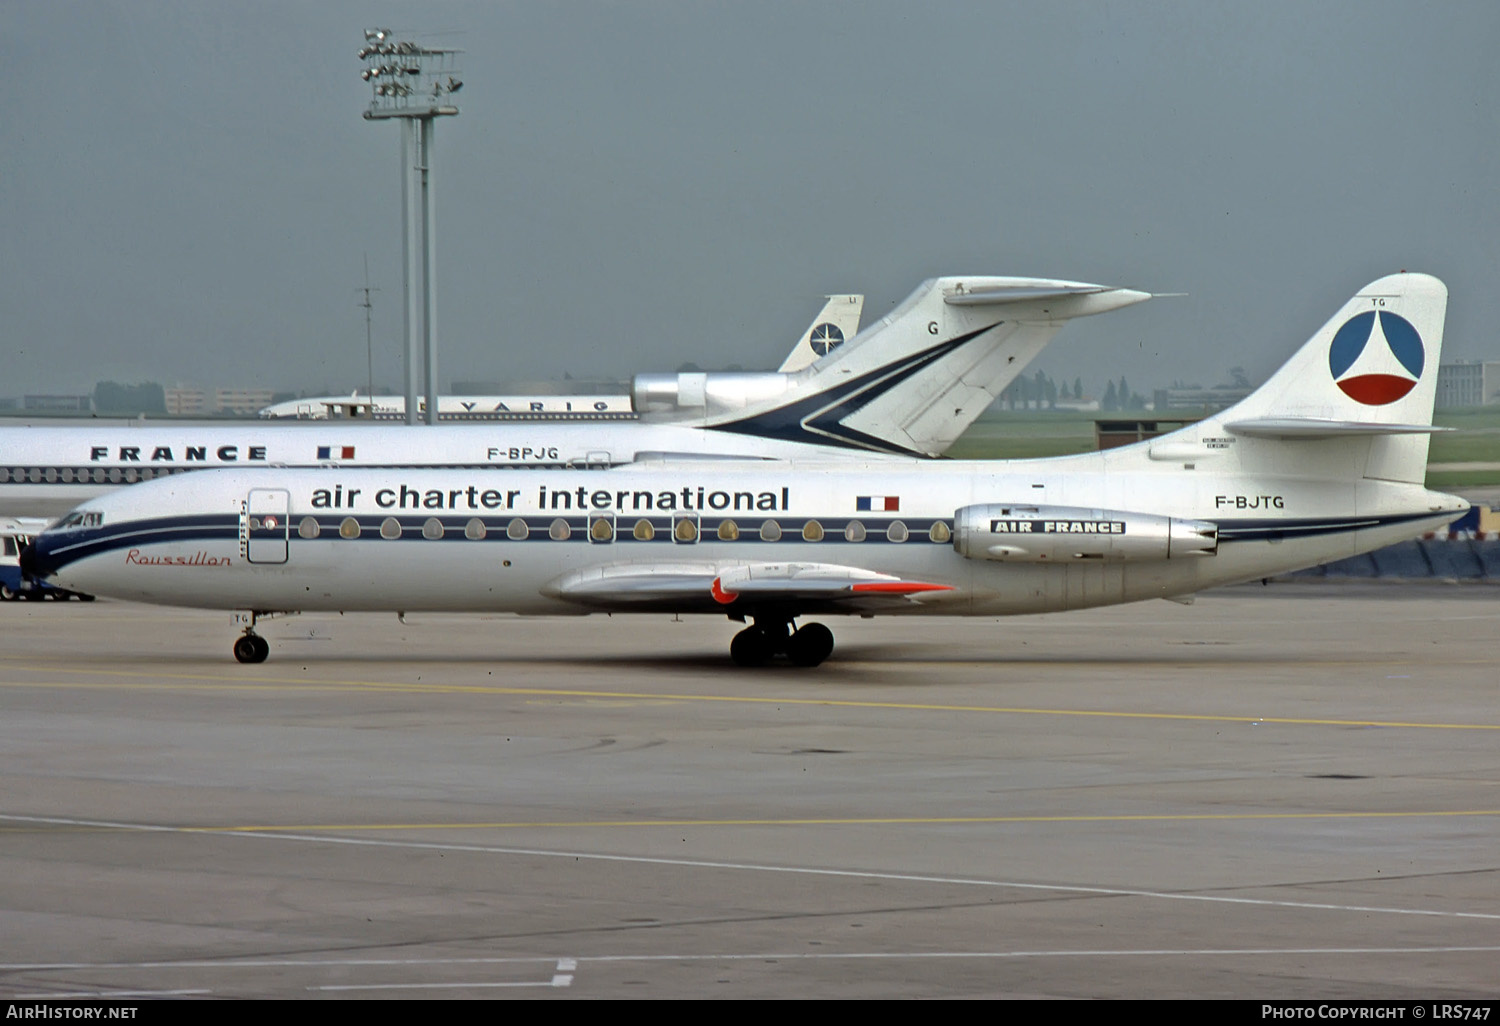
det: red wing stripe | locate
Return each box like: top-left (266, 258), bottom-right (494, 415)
top-left (849, 581), bottom-right (954, 594)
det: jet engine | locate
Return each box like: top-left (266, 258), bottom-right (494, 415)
top-left (952, 504), bottom-right (1218, 562)
top-left (632, 372), bottom-right (795, 417)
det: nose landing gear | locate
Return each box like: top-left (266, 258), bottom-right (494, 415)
top-left (730, 617), bottom-right (834, 668)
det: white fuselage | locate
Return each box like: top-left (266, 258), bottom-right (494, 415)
top-left (257, 393), bottom-right (634, 420)
top-left (0, 421), bottom-right (883, 520)
top-left (34, 455), bottom-right (1465, 619)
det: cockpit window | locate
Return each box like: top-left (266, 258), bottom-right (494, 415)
top-left (58, 511), bottom-right (104, 529)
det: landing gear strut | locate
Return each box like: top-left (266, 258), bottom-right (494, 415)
top-left (730, 617), bottom-right (834, 668)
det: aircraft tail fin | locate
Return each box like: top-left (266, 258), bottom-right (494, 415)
top-left (777, 295), bottom-right (865, 372)
top-left (712, 276), bottom-right (1151, 455)
top-left (1147, 273), bottom-right (1448, 485)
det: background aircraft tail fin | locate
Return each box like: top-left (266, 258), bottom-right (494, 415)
top-left (713, 276), bottom-right (1151, 455)
top-left (777, 295), bottom-right (865, 372)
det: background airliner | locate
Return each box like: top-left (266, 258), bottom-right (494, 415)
top-left (255, 295), bottom-right (867, 420)
top-left (0, 277), bottom-right (1148, 518)
top-left (26, 273), bottom-right (1464, 667)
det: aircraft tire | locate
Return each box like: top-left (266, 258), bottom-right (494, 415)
top-left (787, 623), bottom-right (834, 667)
top-left (234, 635), bottom-right (269, 664)
top-left (0, 585), bottom-right (15, 601)
top-left (730, 626), bottom-right (775, 667)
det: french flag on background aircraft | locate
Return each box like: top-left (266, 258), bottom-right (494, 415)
top-left (317, 445), bottom-right (356, 460)
top-left (857, 495), bottom-right (900, 512)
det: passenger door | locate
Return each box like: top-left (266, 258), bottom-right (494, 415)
top-left (245, 489), bottom-right (290, 564)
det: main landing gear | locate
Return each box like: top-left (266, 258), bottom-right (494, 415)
top-left (233, 631), bottom-right (269, 664)
top-left (730, 617), bottom-right (835, 668)
top-left (232, 610), bottom-right (271, 663)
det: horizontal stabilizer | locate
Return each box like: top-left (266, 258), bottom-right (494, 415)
top-left (944, 284), bottom-right (1115, 306)
top-left (1225, 417), bottom-right (1451, 439)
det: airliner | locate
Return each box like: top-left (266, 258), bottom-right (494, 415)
top-left (255, 295), bottom-right (867, 420)
top-left (0, 277), bottom-right (1148, 518)
top-left (25, 274), bottom-right (1466, 667)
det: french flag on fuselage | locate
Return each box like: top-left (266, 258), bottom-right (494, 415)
top-left (317, 445), bottom-right (356, 460)
top-left (856, 495), bottom-right (900, 512)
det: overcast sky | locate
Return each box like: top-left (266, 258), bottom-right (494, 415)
top-left (2, 1), bottom-right (1496, 398)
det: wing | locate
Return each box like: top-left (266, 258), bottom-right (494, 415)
top-left (543, 561), bottom-right (956, 614)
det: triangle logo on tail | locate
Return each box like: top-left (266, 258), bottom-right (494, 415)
top-left (1328, 310), bottom-right (1424, 405)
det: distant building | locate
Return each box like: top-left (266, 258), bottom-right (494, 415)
top-left (1053, 397), bottom-right (1100, 412)
top-left (22, 394), bottom-right (92, 412)
top-left (164, 387), bottom-right (208, 416)
top-left (1436, 361), bottom-right (1500, 408)
top-left (1152, 386), bottom-right (1253, 412)
top-left (1094, 418), bottom-right (1199, 450)
top-left (214, 388), bottom-right (276, 415)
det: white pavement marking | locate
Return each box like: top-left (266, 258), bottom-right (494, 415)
top-left (8, 949), bottom-right (1500, 978)
top-left (3, 812), bottom-right (1498, 924)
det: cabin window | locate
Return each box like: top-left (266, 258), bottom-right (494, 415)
top-left (422, 517), bottom-right (444, 540)
top-left (887, 520), bottom-right (909, 543)
top-left (505, 517), bottom-right (527, 540)
top-left (802, 520), bottom-right (824, 542)
top-left (339, 517), bottom-right (361, 539)
top-left (380, 517), bottom-right (402, 540)
top-left (468, 518), bottom-right (489, 540)
top-left (716, 519), bottom-right (739, 541)
top-left (549, 518), bottom-right (571, 541)
top-left (673, 515), bottom-right (699, 544)
top-left (760, 520), bottom-right (782, 542)
top-left (844, 520), bottom-right (866, 543)
top-left (589, 513), bottom-right (615, 543)
top-left (928, 521), bottom-right (952, 544)
top-left (298, 516), bottom-right (320, 539)
top-left (632, 518), bottom-right (655, 541)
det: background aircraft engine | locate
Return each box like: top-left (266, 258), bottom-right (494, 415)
top-left (632, 372), bottom-right (795, 416)
top-left (952, 504), bottom-right (1218, 562)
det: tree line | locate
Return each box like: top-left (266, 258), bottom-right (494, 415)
top-left (997, 371), bottom-right (1147, 411)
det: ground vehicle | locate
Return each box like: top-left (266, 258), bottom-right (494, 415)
top-left (0, 518), bottom-right (91, 600)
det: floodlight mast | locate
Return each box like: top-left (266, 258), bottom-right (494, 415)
top-left (359, 28), bottom-right (462, 425)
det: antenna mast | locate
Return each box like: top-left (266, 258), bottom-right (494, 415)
top-left (357, 255), bottom-right (380, 401)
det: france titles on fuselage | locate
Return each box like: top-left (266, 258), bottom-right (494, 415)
top-left (26, 274), bottom-right (1466, 667)
top-left (0, 277), bottom-right (1149, 518)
